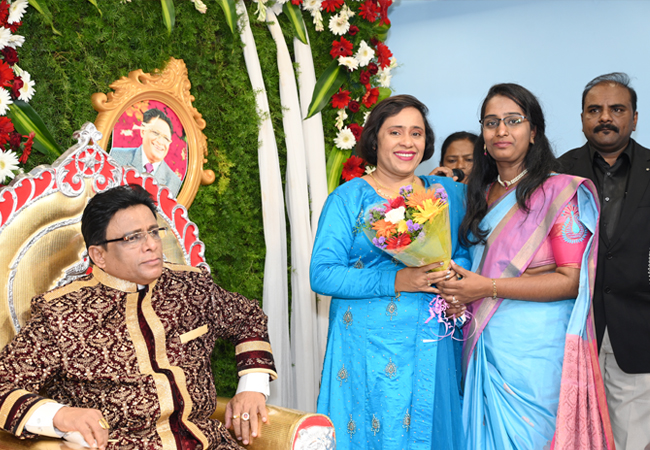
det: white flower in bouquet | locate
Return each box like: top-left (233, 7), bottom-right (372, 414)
top-left (8, 0), bottom-right (29, 24)
top-left (0, 27), bottom-right (11, 49)
top-left (0, 149), bottom-right (19, 184)
top-left (0, 88), bottom-right (13, 115)
top-left (377, 66), bottom-right (392, 88)
top-left (17, 70), bottom-right (35, 102)
top-left (335, 109), bottom-right (348, 130)
top-left (338, 56), bottom-right (359, 71)
top-left (6, 33), bottom-right (24, 49)
top-left (328, 13), bottom-right (350, 35)
top-left (303, 0), bottom-right (322, 12)
top-left (190, 0), bottom-right (208, 14)
top-left (354, 41), bottom-right (375, 67)
top-left (334, 126), bottom-right (356, 150)
top-left (340, 4), bottom-right (355, 20)
top-left (385, 206), bottom-right (406, 224)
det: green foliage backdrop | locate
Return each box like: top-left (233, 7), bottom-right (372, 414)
top-left (20, 0), bottom-right (292, 397)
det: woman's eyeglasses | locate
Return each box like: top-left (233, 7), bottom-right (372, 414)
top-left (479, 114), bottom-right (528, 130)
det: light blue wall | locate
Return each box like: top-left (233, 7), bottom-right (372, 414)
top-left (387, 0), bottom-right (650, 175)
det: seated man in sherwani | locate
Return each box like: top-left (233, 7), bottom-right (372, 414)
top-left (0, 184), bottom-right (276, 450)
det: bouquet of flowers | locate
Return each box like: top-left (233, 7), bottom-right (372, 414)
top-left (363, 182), bottom-right (452, 270)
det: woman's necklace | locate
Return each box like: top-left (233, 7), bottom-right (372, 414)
top-left (497, 169), bottom-right (528, 190)
top-left (369, 172), bottom-right (417, 198)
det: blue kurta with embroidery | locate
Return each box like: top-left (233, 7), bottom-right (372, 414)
top-left (310, 176), bottom-right (469, 450)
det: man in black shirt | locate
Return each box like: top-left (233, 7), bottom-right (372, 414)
top-left (558, 72), bottom-right (650, 450)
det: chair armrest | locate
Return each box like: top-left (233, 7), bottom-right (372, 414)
top-left (211, 397), bottom-right (334, 449)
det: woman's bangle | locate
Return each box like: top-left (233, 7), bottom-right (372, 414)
top-left (491, 279), bottom-right (497, 300)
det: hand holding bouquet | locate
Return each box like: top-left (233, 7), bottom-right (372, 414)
top-left (363, 183), bottom-right (452, 270)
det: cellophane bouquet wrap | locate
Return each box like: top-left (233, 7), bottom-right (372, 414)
top-left (363, 183), bottom-right (452, 270)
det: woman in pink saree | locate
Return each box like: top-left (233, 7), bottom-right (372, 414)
top-left (435, 84), bottom-right (614, 449)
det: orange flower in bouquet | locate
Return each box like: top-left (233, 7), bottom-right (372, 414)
top-left (363, 182), bottom-right (452, 270)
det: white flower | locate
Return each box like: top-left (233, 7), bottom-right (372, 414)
top-left (18, 70), bottom-right (35, 102)
top-left (385, 206), bottom-right (406, 224)
top-left (312, 10), bottom-right (324, 31)
top-left (253, 0), bottom-right (268, 21)
top-left (338, 56), bottom-right (359, 71)
top-left (354, 40), bottom-right (375, 67)
top-left (365, 165), bottom-right (376, 175)
top-left (335, 109), bottom-right (348, 130)
top-left (328, 13), bottom-right (349, 36)
top-left (334, 126), bottom-right (356, 150)
top-left (6, 34), bottom-right (25, 49)
top-left (340, 4), bottom-right (355, 20)
top-left (8, 0), bottom-right (29, 24)
top-left (0, 88), bottom-right (13, 115)
top-left (0, 149), bottom-right (20, 184)
top-left (377, 67), bottom-right (392, 88)
top-left (0, 27), bottom-right (11, 49)
top-left (303, 0), bottom-right (322, 12)
top-left (269, 0), bottom-right (286, 15)
top-left (190, 0), bottom-right (208, 13)
top-left (389, 56), bottom-right (398, 69)
top-left (363, 111), bottom-right (371, 126)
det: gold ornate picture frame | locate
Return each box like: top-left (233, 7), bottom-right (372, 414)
top-left (92, 57), bottom-right (214, 207)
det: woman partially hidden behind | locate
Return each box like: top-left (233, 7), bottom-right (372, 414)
top-left (436, 84), bottom-right (614, 449)
top-left (310, 95), bottom-right (469, 450)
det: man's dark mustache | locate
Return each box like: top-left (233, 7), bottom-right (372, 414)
top-left (594, 123), bottom-right (619, 133)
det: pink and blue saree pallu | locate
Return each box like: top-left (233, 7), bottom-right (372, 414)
top-left (462, 174), bottom-right (614, 449)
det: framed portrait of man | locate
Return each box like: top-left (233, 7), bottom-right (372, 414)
top-left (92, 58), bottom-right (214, 207)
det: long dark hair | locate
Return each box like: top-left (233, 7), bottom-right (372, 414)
top-left (357, 94), bottom-right (435, 165)
top-left (439, 131), bottom-right (478, 166)
top-left (459, 83), bottom-right (560, 246)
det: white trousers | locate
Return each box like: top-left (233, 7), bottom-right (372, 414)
top-left (599, 329), bottom-right (650, 450)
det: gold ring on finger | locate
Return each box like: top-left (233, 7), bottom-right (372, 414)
top-left (99, 418), bottom-right (110, 430)
top-left (241, 412), bottom-right (250, 421)
top-left (232, 415), bottom-right (240, 420)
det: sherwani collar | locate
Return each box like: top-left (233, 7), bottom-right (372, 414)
top-left (92, 266), bottom-right (140, 293)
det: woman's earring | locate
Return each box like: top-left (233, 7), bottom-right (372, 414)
top-left (530, 138), bottom-right (535, 145)
top-left (483, 144), bottom-right (487, 156)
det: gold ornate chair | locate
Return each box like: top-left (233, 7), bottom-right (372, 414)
top-left (0, 123), bottom-right (334, 449)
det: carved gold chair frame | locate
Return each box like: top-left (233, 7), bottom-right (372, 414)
top-left (92, 57), bottom-right (215, 208)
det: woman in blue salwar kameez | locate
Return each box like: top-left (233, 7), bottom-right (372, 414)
top-left (310, 95), bottom-right (469, 450)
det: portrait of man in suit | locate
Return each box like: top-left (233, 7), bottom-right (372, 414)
top-left (111, 107), bottom-right (185, 196)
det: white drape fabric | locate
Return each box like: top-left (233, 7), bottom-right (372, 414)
top-left (236, 0), bottom-right (294, 408)
top-left (293, 36), bottom-right (331, 368)
top-left (266, 9), bottom-right (319, 412)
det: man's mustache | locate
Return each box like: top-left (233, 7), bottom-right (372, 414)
top-left (594, 123), bottom-right (619, 133)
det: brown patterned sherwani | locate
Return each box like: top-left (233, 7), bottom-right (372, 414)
top-left (0, 263), bottom-right (277, 449)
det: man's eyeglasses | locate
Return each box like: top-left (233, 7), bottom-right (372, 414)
top-left (99, 227), bottom-right (167, 247)
top-left (147, 129), bottom-right (172, 145)
top-left (480, 114), bottom-right (528, 130)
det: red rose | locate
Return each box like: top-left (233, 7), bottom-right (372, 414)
top-left (291, 0), bottom-right (303, 4)
top-left (386, 233), bottom-right (411, 250)
top-left (11, 76), bottom-right (22, 99)
top-left (362, 87), bottom-right (380, 108)
top-left (331, 88), bottom-right (351, 109)
top-left (0, 59), bottom-right (14, 88)
top-left (348, 123), bottom-right (363, 141)
top-left (321, 0), bottom-right (344, 13)
top-left (348, 100), bottom-right (360, 113)
top-left (348, 25), bottom-right (359, 36)
top-left (1, 47), bottom-right (18, 65)
top-left (330, 37), bottom-right (354, 59)
top-left (367, 62), bottom-right (379, 75)
top-left (341, 155), bottom-right (366, 181)
top-left (375, 41), bottom-right (393, 69)
top-left (0, 117), bottom-right (12, 147)
top-left (359, 0), bottom-right (379, 22)
top-left (359, 70), bottom-right (371, 85)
